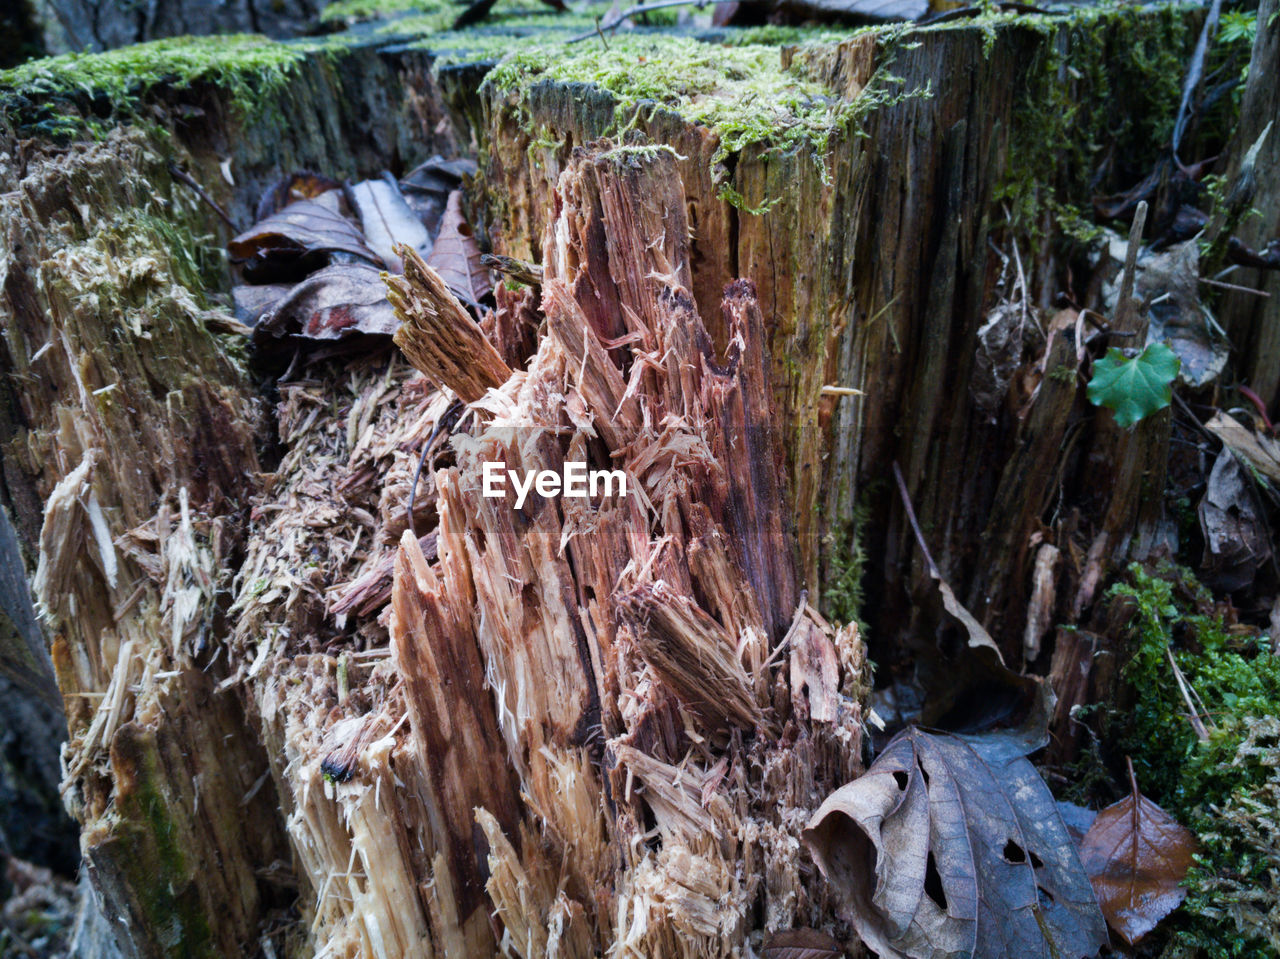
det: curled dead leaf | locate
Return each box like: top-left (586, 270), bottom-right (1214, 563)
top-left (1204, 411), bottom-right (1280, 485)
top-left (399, 155), bottom-right (476, 236)
top-left (255, 263), bottom-right (398, 341)
top-left (229, 199), bottom-right (380, 279)
top-left (804, 720), bottom-right (1106, 959)
top-left (1199, 448), bottom-right (1271, 591)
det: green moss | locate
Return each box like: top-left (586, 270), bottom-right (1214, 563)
top-left (1108, 563), bottom-right (1280, 958)
top-left (723, 24), bottom-right (853, 46)
top-left (823, 495), bottom-right (871, 630)
top-left (0, 34), bottom-right (329, 133)
top-left (992, 4), bottom-right (1198, 238)
top-left (321, 0), bottom-right (441, 22)
top-left (483, 35), bottom-right (844, 161)
top-left (480, 28), bottom-right (930, 203)
top-left (109, 732), bottom-right (217, 958)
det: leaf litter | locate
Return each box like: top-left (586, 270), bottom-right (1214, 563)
top-left (428, 189), bottom-right (492, 307)
top-left (804, 687), bottom-right (1109, 959)
top-left (348, 174), bottom-right (433, 274)
top-left (229, 161), bottom-right (493, 347)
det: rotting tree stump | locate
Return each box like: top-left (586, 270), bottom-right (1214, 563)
top-left (0, 6), bottom-right (1240, 957)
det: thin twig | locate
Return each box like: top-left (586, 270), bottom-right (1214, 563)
top-left (1002, 203), bottom-right (1041, 336)
top-left (167, 162), bottom-right (239, 232)
top-left (892, 461), bottom-right (939, 578)
top-left (406, 399), bottom-right (465, 538)
top-left (1237, 384), bottom-right (1275, 434)
top-left (1113, 201), bottom-right (1148, 333)
top-left (1166, 645), bottom-right (1211, 742)
top-left (569, 0), bottom-right (710, 42)
top-left (1171, 0), bottom-right (1223, 170)
top-left (1199, 276), bottom-right (1271, 298)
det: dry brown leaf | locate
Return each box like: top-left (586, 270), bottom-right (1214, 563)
top-left (805, 719), bottom-right (1106, 959)
top-left (254, 171), bottom-right (344, 220)
top-left (348, 175), bottom-right (433, 274)
top-left (1204, 411), bottom-right (1280, 484)
top-left (762, 927), bottom-right (844, 958)
top-left (255, 263), bottom-right (398, 341)
top-left (427, 190), bottom-right (492, 307)
top-left (229, 199), bottom-right (380, 275)
top-left (1199, 447), bottom-right (1271, 591)
top-left (1078, 762), bottom-right (1199, 945)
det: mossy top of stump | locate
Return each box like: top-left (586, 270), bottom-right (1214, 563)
top-left (0, 2), bottom-right (1197, 142)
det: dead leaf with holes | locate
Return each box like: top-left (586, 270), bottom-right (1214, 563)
top-left (804, 718), bottom-right (1107, 959)
top-left (427, 189), bottom-right (492, 307)
top-left (1078, 763), bottom-right (1198, 945)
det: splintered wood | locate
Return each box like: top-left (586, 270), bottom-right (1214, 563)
top-left (232, 142), bottom-right (868, 958)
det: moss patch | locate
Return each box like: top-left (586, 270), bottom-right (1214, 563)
top-left (483, 35), bottom-right (859, 165)
top-left (0, 34), bottom-right (332, 135)
top-left (1107, 563), bottom-right (1280, 958)
top-left (984, 2), bottom-right (1249, 239)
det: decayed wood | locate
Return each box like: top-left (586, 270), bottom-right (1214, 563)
top-left (390, 530), bottom-right (521, 953)
top-left (969, 315), bottom-right (1081, 666)
top-left (0, 130), bottom-right (290, 959)
top-left (1216, 0), bottom-right (1280, 406)
top-left (0, 11), bottom-right (1226, 954)
top-left (361, 140), bottom-right (868, 955)
top-left (0, 33), bottom-right (479, 955)
top-left (1045, 627), bottom-right (1099, 768)
top-left (387, 251), bottom-right (512, 402)
top-left (476, 13), bottom-right (1210, 683)
top-left (1074, 205), bottom-right (1173, 617)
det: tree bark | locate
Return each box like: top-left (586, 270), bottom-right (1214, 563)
top-left (1217, 0), bottom-right (1280, 407)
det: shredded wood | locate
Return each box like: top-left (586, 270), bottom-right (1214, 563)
top-left (219, 140), bottom-right (868, 956)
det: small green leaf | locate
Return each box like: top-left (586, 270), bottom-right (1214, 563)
top-left (1087, 343), bottom-right (1180, 427)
